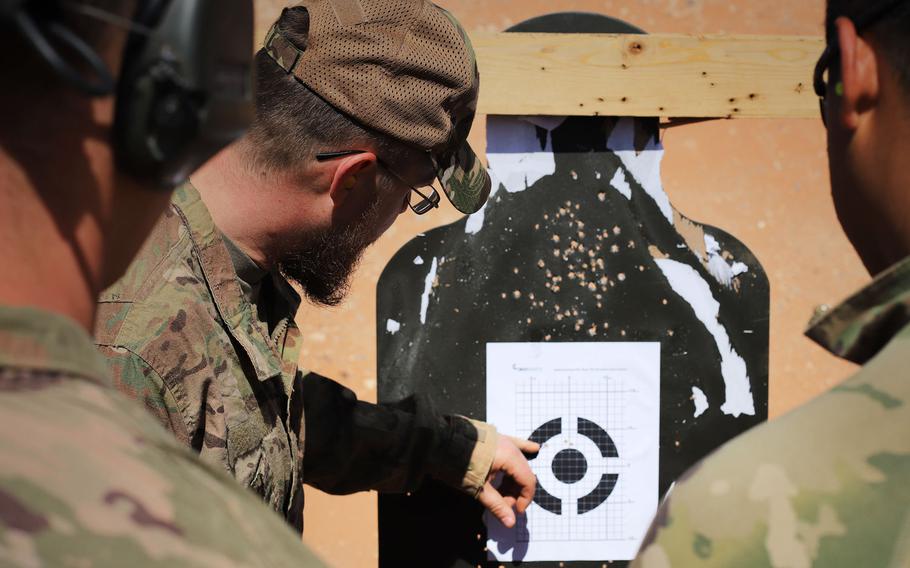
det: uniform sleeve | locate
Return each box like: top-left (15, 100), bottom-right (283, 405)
top-left (97, 345), bottom-right (191, 445)
top-left (301, 372), bottom-right (497, 496)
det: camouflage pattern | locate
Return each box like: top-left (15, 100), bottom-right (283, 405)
top-left (95, 183), bottom-right (497, 530)
top-left (434, 4), bottom-right (492, 215)
top-left (632, 255), bottom-right (910, 567)
top-left (0, 305), bottom-right (326, 567)
top-left (263, 21), bottom-right (303, 75)
top-left (436, 141), bottom-right (492, 215)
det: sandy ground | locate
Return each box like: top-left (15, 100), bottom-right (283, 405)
top-left (251, 1), bottom-right (867, 565)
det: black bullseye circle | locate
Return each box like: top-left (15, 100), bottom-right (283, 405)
top-left (551, 448), bottom-right (587, 484)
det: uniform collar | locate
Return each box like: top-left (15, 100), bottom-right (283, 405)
top-left (806, 255), bottom-right (910, 364)
top-left (0, 306), bottom-right (108, 385)
top-left (171, 183), bottom-right (286, 382)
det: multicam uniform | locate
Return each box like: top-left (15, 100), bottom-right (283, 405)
top-left (633, 256), bottom-right (910, 567)
top-left (0, 306), bottom-right (325, 567)
top-left (95, 184), bottom-right (497, 530)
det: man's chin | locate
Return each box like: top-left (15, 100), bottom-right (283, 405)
top-left (280, 257), bottom-right (362, 308)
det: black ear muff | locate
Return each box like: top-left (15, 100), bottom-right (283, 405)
top-left (113, 0), bottom-right (254, 189)
top-left (4, 0), bottom-right (254, 189)
top-left (1, 0), bottom-right (114, 95)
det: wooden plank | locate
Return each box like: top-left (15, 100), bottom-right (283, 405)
top-left (471, 32), bottom-right (824, 119)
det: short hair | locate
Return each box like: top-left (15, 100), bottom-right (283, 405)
top-left (245, 6), bottom-right (414, 173)
top-left (826, 0), bottom-right (910, 94)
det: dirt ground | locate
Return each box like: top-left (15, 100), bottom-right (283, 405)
top-left (252, 1), bottom-right (866, 565)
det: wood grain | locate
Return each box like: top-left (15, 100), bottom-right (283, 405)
top-left (471, 32), bottom-right (824, 118)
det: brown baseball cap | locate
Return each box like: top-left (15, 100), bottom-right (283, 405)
top-left (263, 0), bottom-right (492, 214)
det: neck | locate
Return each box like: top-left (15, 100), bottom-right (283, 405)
top-left (860, 97), bottom-right (910, 275)
top-left (0, 143), bottom-right (107, 332)
top-left (190, 138), bottom-right (322, 270)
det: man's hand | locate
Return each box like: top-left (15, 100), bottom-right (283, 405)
top-left (478, 435), bottom-right (540, 528)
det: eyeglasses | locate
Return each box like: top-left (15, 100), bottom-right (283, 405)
top-left (315, 150), bottom-right (441, 215)
top-left (814, 0), bottom-right (908, 127)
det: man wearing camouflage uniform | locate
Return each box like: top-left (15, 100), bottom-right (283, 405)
top-left (0, 1), bottom-right (325, 565)
top-left (95, 0), bottom-right (538, 532)
top-left (633, 0), bottom-right (910, 565)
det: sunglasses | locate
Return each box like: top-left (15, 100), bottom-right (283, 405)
top-left (814, 0), bottom-right (908, 127)
top-left (315, 150), bottom-right (441, 215)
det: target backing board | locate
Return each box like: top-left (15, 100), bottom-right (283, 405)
top-left (485, 342), bottom-right (660, 562)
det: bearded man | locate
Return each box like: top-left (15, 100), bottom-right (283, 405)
top-left (95, 0), bottom-right (537, 533)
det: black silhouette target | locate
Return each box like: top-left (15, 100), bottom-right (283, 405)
top-left (530, 417), bottom-right (621, 516)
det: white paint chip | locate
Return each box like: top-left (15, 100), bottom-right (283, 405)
top-left (386, 319), bottom-right (401, 334)
top-left (419, 257), bottom-right (439, 324)
top-left (655, 258), bottom-right (756, 417)
top-left (609, 168), bottom-right (632, 199)
top-left (607, 118), bottom-right (673, 224)
top-left (692, 386), bottom-right (709, 418)
top-left (703, 234), bottom-right (749, 288)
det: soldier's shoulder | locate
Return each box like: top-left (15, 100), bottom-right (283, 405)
top-left (96, 208), bottom-right (216, 355)
top-left (98, 205), bottom-right (198, 305)
top-left (636, 335), bottom-right (910, 567)
top-left (0, 367), bottom-right (324, 567)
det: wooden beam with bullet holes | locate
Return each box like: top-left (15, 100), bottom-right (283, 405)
top-left (470, 32), bottom-right (824, 119)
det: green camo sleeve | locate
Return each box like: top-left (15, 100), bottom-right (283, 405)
top-left (99, 345), bottom-right (190, 444)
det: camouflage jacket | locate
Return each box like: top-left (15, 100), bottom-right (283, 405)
top-left (633, 255), bottom-right (910, 567)
top-left (0, 305), bottom-right (325, 567)
top-left (95, 184), bottom-right (496, 530)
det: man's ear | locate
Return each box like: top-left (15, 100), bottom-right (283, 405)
top-left (835, 16), bottom-right (880, 131)
top-left (327, 152), bottom-right (377, 209)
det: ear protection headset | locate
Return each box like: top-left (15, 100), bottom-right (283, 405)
top-left (1, 0), bottom-right (254, 189)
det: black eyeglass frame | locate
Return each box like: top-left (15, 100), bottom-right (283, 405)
top-left (315, 150), bottom-right (441, 215)
top-left (814, 0), bottom-right (909, 126)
